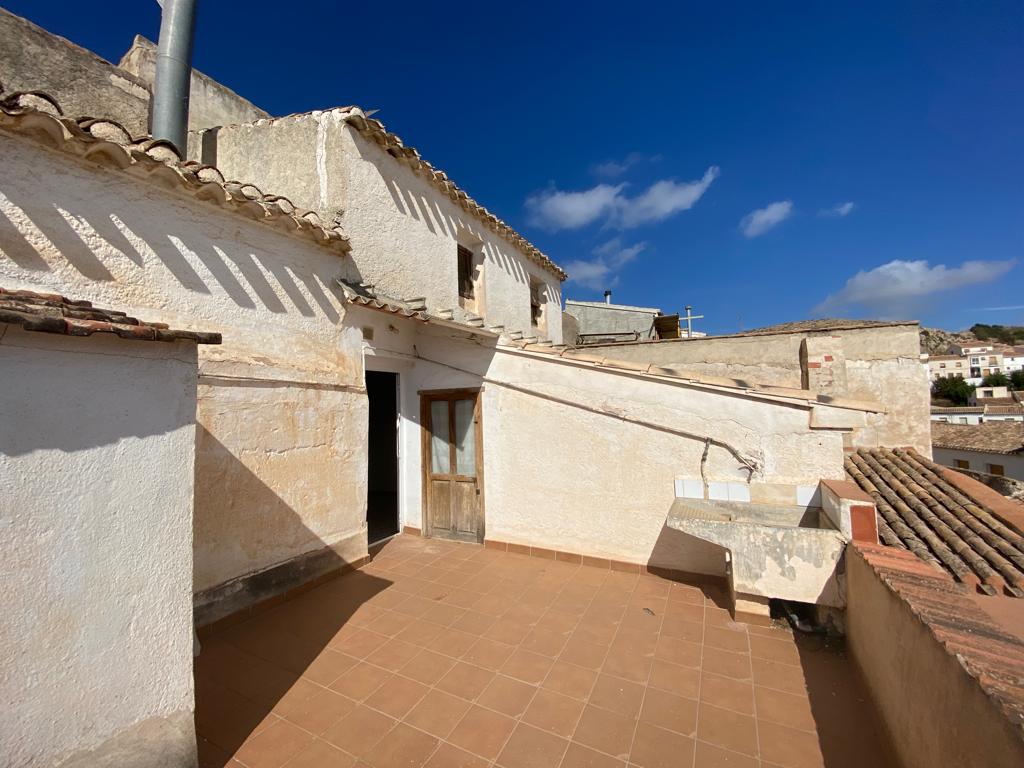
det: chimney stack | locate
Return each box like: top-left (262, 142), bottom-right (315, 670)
top-left (151, 0), bottom-right (199, 155)
top-left (604, 290), bottom-right (612, 304)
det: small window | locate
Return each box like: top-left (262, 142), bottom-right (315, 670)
top-left (987, 463), bottom-right (1005, 476)
top-left (530, 280), bottom-right (544, 326)
top-left (939, 363), bottom-right (946, 369)
top-left (457, 245), bottom-right (475, 300)
top-left (954, 459), bottom-right (969, 469)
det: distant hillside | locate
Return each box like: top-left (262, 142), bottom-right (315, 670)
top-left (920, 323), bottom-right (1024, 354)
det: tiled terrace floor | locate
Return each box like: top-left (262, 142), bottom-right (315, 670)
top-left (196, 535), bottom-right (893, 768)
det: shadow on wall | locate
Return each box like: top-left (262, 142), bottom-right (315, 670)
top-left (795, 637), bottom-right (897, 768)
top-left (191, 426), bottom-right (393, 767)
top-left (0, 184), bottom-right (362, 325)
top-left (646, 522), bottom-right (728, 583)
top-left (351, 137), bottom-right (532, 287)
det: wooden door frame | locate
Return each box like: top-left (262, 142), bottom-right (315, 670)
top-left (419, 387), bottom-right (485, 543)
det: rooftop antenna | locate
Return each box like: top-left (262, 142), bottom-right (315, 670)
top-left (151, 0), bottom-right (198, 154)
top-left (683, 305), bottom-right (704, 338)
top-left (604, 290), bottom-right (612, 305)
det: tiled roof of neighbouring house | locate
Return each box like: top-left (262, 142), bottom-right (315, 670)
top-left (221, 107), bottom-right (568, 281)
top-left (846, 447), bottom-right (1024, 596)
top-left (0, 88), bottom-right (351, 254)
top-left (932, 422), bottom-right (1024, 455)
top-left (0, 287), bottom-right (221, 344)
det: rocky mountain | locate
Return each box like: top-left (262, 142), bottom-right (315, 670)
top-left (919, 326), bottom-right (976, 355)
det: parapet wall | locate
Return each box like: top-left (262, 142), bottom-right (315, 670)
top-left (574, 323), bottom-right (931, 454)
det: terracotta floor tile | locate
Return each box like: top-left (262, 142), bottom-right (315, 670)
top-left (629, 721), bottom-right (695, 768)
top-left (639, 686), bottom-right (698, 736)
top-left (473, 592), bottom-right (512, 616)
top-left (520, 626), bottom-right (570, 657)
top-left (501, 648), bottom-right (555, 684)
top-left (422, 603), bottom-right (467, 628)
top-left (435, 662), bottom-right (495, 701)
top-left (452, 611), bottom-right (498, 635)
top-left (322, 705), bottom-right (397, 757)
top-left (279, 687), bottom-right (356, 735)
top-left (397, 619), bottom-right (446, 646)
top-left (703, 626), bottom-right (749, 655)
top-left (425, 628), bottom-right (478, 659)
top-left (701, 648), bottom-right (751, 681)
top-left (365, 674), bottom-right (429, 719)
top-left (560, 742), bottom-right (626, 768)
top-left (648, 659), bottom-right (700, 699)
top-left (757, 720), bottom-right (825, 768)
top-left (751, 657), bottom-right (808, 697)
top-left (484, 619), bottom-right (534, 646)
top-left (753, 686), bottom-right (816, 732)
top-left (653, 637), bottom-right (702, 668)
top-left (535, 611), bottom-right (580, 636)
top-left (361, 722), bottom-right (439, 768)
top-left (329, 662), bottom-right (393, 701)
top-left (542, 661), bottom-right (597, 700)
top-left (303, 649), bottom-right (360, 687)
top-left (695, 703), bottom-right (758, 757)
top-left (233, 718), bottom-right (315, 768)
top-left (588, 674), bottom-right (645, 719)
top-left (331, 628), bottom-right (393, 659)
top-left (463, 637), bottom-right (517, 670)
top-left (285, 738), bottom-right (357, 768)
top-left (400, 649), bottom-right (458, 686)
top-left (560, 637), bottom-right (610, 670)
top-left (478, 674), bottom-right (539, 718)
top-left (600, 646), bottom-right (651, 683)
top-left (522, 688), bottom-right (585, 737)
top-left (496, 723), bottom-right (569, 768)
top-left (571, 705), bottom-right (636, 760)
top-left (195, 678), bottom-right (278, 753)
top-left (404, 689), bottom-right (473, 738)
top-left (197, 736), bottom-right (235, 768)
top-left (367, 639), bottom-right (423, 671)
top-left (370, 611), bottom-right (417, 637)
top-left (693, 741), bottom-right (758, 768)
top-left (664, 602), bottom-right (705, 624)
top-left (749, 635), bottom-right (802, 666)
top-left (448, 705), bottom-right (518, 760)
top-left (660, 616), bottom-right (704, 643)
top-left (699, 673), bottom-right (755, 716)
top-left (424, 743), bottom-right (491, 768)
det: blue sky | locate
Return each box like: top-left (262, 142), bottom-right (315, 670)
top-left (8, 1), bottom-right (1022, 334)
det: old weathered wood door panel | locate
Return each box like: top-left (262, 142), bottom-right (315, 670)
top-left (421, 390), bottom-right (483, 542)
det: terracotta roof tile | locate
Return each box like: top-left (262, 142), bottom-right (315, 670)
top-left (0, 88), bottom-right (351, 255)
top-left (0, 287), bottom-right (221, 344)
top-left (846, 447), bottom-right (1024, 596)
top-left (932, 422), bottom-right (1024, 455)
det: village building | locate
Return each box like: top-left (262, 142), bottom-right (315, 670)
top-left (561, 296), bottom-right (702, 345)
top-left (2, 9), bottom-right (1024, 768)
top-left (931, 421), bottom-right (1024, 481)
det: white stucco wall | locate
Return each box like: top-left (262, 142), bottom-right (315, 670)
top-left (0, 134), bottom-right (369, 602)
top-left (0, 329), bottom-right (197, 766)
top-left (358, 314), bottom-right (851, 576)
top-left (932, 448), bottom-right (1024, 481)
top-left (199, 113), bottom-right (564, 343)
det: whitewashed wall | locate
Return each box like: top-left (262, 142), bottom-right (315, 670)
top-left (201, 112), bottom-right (565, 342)
top-left (0, 135), bottom-right (368, 609)
top-left (933, 447), bottom-right (1024, 481)
top-left (0, 330), bottom-right (197, 767)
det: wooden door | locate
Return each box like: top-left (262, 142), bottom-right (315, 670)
top-left (421, 389), bottom-right (483, 542)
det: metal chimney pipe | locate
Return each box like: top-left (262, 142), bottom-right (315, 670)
top-left (151, 0), bottom-right (198, 154)
top-left (604, 290), bottom-right (612, 304)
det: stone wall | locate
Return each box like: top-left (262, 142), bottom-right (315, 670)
top-left (0, 133), bottom-right (369, 623)
top-left (0, 9), bottom-right (268, 141)
top-left (0, 330), bottom-right (198, 768)
top-left (196, 111), bottom-right (565, 343)
top-left (574, 323), bottom-right (931, 453)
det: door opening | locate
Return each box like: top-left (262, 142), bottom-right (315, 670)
top-left (366, 371), bottom-right (400, 544)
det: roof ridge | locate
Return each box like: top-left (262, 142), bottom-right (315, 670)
top-left (0, 88), bottom-right (351, 255)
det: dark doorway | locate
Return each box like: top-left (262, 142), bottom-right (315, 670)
top-left (366, 371), bottom-right (400, 544)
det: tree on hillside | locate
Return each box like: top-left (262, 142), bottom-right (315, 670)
top-left (932, 377), bottom-right (975, 405)
top-left (1011, 370), bottom-right (1024, 390)
top-left (981, 372), bottom-right (1010, 388)
top-left (970, 323), bottom-right (1024, 345)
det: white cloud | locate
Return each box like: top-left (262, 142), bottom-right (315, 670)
top-left (565, 238), bottom-right (648, 290)
top-left (819, 201), bottom-right (855, 218)
top-left (591, 152), bottom-right (644, 178)
top-left (525, 166), bottom-right (719, 232)
top-left (740, 200), bottom-right (793, 237)
top-left (815, 259), bottom-right (1018, 317)
top-left (525, 183), bottom-right (624, 231)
